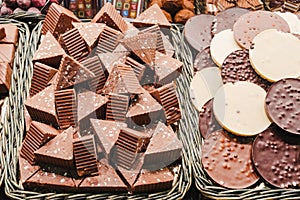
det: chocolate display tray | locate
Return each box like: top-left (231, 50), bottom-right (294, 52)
top-left (2, 20), bottom-right (195, 199)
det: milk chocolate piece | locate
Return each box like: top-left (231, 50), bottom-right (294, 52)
top-left (265, 78), bottom-right (300, 135)
top-left (79, 159), bottom-right (127, 192)
top-left (20, 121), bottom-right (60, 164)
top-left (55, 55), bottom-right (95, 91)
top-left (41, 3), bottom-right (80, 38)
top-left (150, 83), bottom-right (181, 125)
top-left (98, 52), bottom-right (127, 74)
top-left (106, 93), bottom-right (130, 122)
top-left (90, 119), bottom-right (127, 158)
top-left (0, 27), bottom-right (5, 40)
top-left (0, 24), bottom-right (18, 45)
top-left (102, 64), bottom-right (144, 94)
top-left (124, 57), bottom-right (146, 81)
top-left (284, 0), bottom-right (300, 12)
top-left (32, 32), bottom-right (65, 68)
top-left (154, 51), bottom-right (183, 85)
top-left (194, 47), bottom-right (217, 72)
top-left (247, 0), bottom-right (264, 10)
top-left (34, 127), bottom-right (75, 169)
top-left (121, 33), bottom-right (157, 65)
top-left (24, 107), bottom-right (32, 132)
top-left (217, 0), bottom-right (235, 11)
top-left (236, 0), bottom-right (252, 9)
top-left (162, 33), bottom-right (175, 57)
top-left (91, 2), bottom-right (128, 33)
top-left (95, 26), bottom-right (124, 54)
top-left (25, 85), bottom-right (59, 127)
top-left (252, 126), bottom-right (300, 188)
top-left (55, 89), bottom-right (77, 129)
top-left (30, 62), bottom-right (58, 97)
top-left (143, 122), bottom-right (182, 170)
top-left (0, 44), bottom-right (15, 64)
top-left (140, 25), bottom-right (166, 54)
top-left (133, 168), bottom-right (174, 193)
top-left (58, 28), bottom-right (90, 62)
top-left (19, 157), bottom-right (40, 185)
top-left (73, 135), bottom-right (98, 176)
top-left (133, 4), bottom-right (171, 28)
top-left (0, 62), bottom-right (12, 95)
top-left (202, 130), bottom-right (259, 189)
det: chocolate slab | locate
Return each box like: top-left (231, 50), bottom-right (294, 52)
top-left (252, 126), bottom-right (300, 188)
top-left (184, 14), bottom-right (215, 52)
top-left (73, 135), bottom-right (98, 176)
top-left (29, 62), bottom-right (58, 97)
top-left (34, 127), bottom-right (75, 169)
top-left (265, 78), bottom-right (300, 135)
top-left (0, 27), bottom-right (5, 40)
top-left (202, 130), bottom-right (259, 189)
top-left (98, 52), bottom-right (127, 74)
top-left (91, 2), bottom-right (128, 33)
top-left (0, 62), bottom-right (12, 95)
top-left (32, 32), bottom-right (65, 69)
top-left (0, 44), bottom-right (15, 64)
top-left (140, 25), bottom-right (166, 54)
top-left (95, 26), bottom-right (124, 54)
top-left (106, 93), bottom-right (130, 122)
top-left (221, 50), bottom-right (270, 90)
top-left (0, 24), bottom-right (18, 45)
top-left (25, 85), bottom-right (59, 127)
top-left (198, 99), bottom-right (222, 139)
top-left (20, 121), bottom-right (60, 164)
top-left (19, 156), bottom-right (40, 185)
top-left (124, 57), bottom-right (146, 81)
top-left (41, 3), bottom-right (80, 38)
top-left (193, 47), bottom-right (217, 73)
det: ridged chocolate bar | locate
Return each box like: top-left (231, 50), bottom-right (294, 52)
top-left (124, 57), bottom-right (146, 81)
top-left (106, 93), bottom-right (129, 122)
top-left (0, 62), bottom-right (12, 95)
top-left (30, 62), bottom-right (58, 97)
top-left (91, 2), bottom-right (128, 33)
top-left (55, 89), bottom-right (77, 129)
top-left (140, 25), bottom-right (165, 54)
top-left (0, 24), bottom-right (18, 45)
top-left (95, 26), bottom-right (124, 54)
top-left (73, 135), bottom-right (98, 176)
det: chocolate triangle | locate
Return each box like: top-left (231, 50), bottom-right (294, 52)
top-left (90, 119), bottom-right (127, 158)
top-left (133, 4), bottom-right (171, 28)
top-left (32, 32), bottom-right (65, 68)
top-left (95, 26), bottom-right (124, 54)
top-left (140, 25), bottom-right (166, 54)
top-left (34, 127), bottom-right (75, 169)
top-left (72, 22), bottom-right (106, 49)
top-left (54, 54), bottom-right (95, 90)
top-left (19, 156), bottom-right (40, 185)
top-left (120, 33), bottom-right (157, 65)
top-left (98, 52), bottom-right (127, 74)
top-left (106, 93), bottom-right (130, 122)
top-left (25, 85), bottom-right (59, 127)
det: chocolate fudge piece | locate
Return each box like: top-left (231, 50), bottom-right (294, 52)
top-left (29, 62), bottom-right (58, 97)
top-left (20, 121), bottom-right (60, 164)
top-left (34, 127), bottom-right (75, 169)
top-left (0, 44), bottom-right (15, 64)
top-left (140, 25), bottom-right (166, 54)
top-left (19, 156), bottom-right (40, 185)
top-left (41, 3), bottom-right (80, 38)
top-left (98, 52), bottom-right (127, 74)
top-left (106, 93), bottom-right (130, 122)
top-left (0, 62), bottom-right (12, 95)
top-left (91, 2), bottom-right (128, 33)
top-left (0, 24), bottom-right (18, 45)
top-left (0, 27), bottom-right (5, 40)
top-left (124, 57), bottom-right (146, 81)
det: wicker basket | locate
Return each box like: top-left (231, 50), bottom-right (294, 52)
top-left (5, 12), bottom-right (46, 30)
top-left (3, 21), bottom-right (195, 199)
top-left (0, 18), bottom-right (30, 188)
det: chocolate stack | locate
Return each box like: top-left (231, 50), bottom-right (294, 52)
top-left (20, 2), bottom-right (183, 193)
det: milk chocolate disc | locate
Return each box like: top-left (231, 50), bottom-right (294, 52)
top-left (184, 14), bottom-right (215, 52)
top-left (193, 47), bottom-right (217, 73)
top-left (233, 10), bottom-right (290, 49)
top-left (252, 126), bottom-right (300, 188)
top-left (221, 49), bottom-right (270, 90)
top-left (202, 130), bottom-right (259, 189)
top-left (198, 99), bottom-right (222, 138)
top-left (265, 78), bottom-right (300, 135)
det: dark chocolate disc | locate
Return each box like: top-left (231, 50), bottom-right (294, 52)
top-left (184, 14), bottom-right (215, 52)
top-left (202, 130), bottom-right (259, 189)
top-left (221, 49), bottom-right (270, 90)
top-left (252, 126), bottom-right (300, 188)
top-left (198, 99), bottom-right (222, 138)
top-left (265, 78), bottom-right (300, 135)
top-left (193, 47), bottom-right (217, 73)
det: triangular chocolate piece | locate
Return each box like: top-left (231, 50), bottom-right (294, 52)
top-left (98, 52), bottom-right (127, 74)
top-left (72, 22), bottom-right (106, 49)
top-left (0, 62), bottom-right (12, 95)
top-left (32, 32), bottom-right (65, 68)
top-left (79, 159), bottom-right (127, 192)
top-left (54, 54), bottom-right (95, 90)
top-left (133, 4), bottom-right (171, 28)
top-left (106, 93), bottom-right (130, 122)
top-left (124, 57), bottom-right (146, 81)
top-left (25, 85), bottom-right (59, 127)
top-left (95, 26), bottom-right (124, 54)
top-left (91, 2), bottom-right (128, 33)
top-left (34, 127), bottom-right (75, 169)
top-left (19, 156), bottom-right (40, 185)
top-left (90, 119), bottom-right (127, 158)
top-left (120, 33), bottom-right (157, 65)
top-left (140, 25), bottom-right (166, 54)
top-left (102, 64), bottom-right (144, 94)
top-left (143, 122), bottom-right (182, 170)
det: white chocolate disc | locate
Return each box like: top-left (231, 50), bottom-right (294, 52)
top-left (189, 67), bottom-right (223, 111)
top-left (249, 29), bottom-right (300, 82)
top-left (213, 81), bottom-right (271, 136)
top-left (275, 12), bottom-right (300, 35)
top-left (210, 29), bottom-right (242, 67)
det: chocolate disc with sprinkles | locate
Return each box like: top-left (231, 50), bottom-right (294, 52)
top-left (252, 126), bottom-right (300, 188)
top-left (265, 78), bottom-right (300, 135)
top-left (194, 47), bottom-right (217, 73)
top-left (202, 130), bottom-right (259, 189)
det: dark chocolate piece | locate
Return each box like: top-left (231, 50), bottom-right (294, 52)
top-left (95, 26), bottom-right (124, 54)
top-left (41, 3), bottom-right (80, 38)
top-left (19, 156), bottom-right (40, 185)
top-left (73, 135), bottom-right (98, 176)
top-left (252, 126), bottom-right (300, 188)
top-left (20, 121), bottom-right (60, 164)
top-left (29, 62), bottom-right (58, 97)
top-left (106, 93), bottom-right (130, 122)
top-left (140, 25), bottom-right (166, 54)
top-left (0, 62), bottom-right (12, 95)
top-left (202, 130), bottom-right (259, 189)
top-left (124, 57), bottom-right (146, 82)
top-left (0, 44), bottom-right (15, 64)
top-left (0, 27), bottom-right (5, 40)
top-left (265, 78), bottom-right (300, 135)
top-left (194, 47), bottom-right (217, 72)
top-left (0, 24), bottom-right (18, 45)
top-left (34, 127), bottom-right (75, 169)
top-left (98, 52), bottom-right (127, 74)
